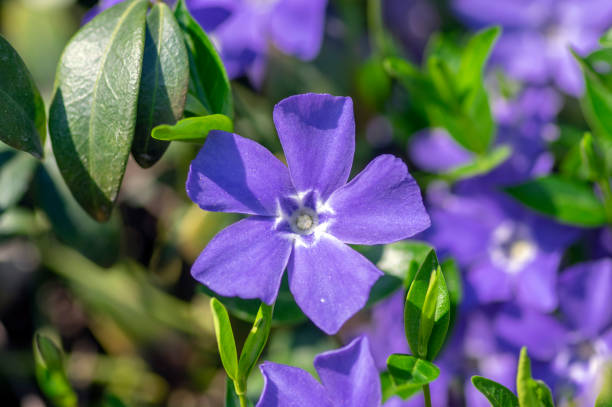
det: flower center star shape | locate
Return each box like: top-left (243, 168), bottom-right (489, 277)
top-left (186, 93), bottom-right (430, 334)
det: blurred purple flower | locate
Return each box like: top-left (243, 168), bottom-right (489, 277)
top-left (187, 0), bottom-right (327, 85)
top-left (452, 0), bottom-right (612, 95)
top-left (186, 93), bottom-right (430, 334)
top-left (494, 259), bottom-right (612, 404)
top-left (256, 336), bottom-right (381, 407)
top-left (83, 0), bottom-right (328, 86)
top-left (426, 189), bottom-right (577, 312)
top-left (382, 0), bottom-right (440, 58)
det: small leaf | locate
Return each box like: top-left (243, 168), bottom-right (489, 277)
top-left (386, 354), bottom-right (439, 399)
top-left (404, 250), bottom-right (451, 361)
top-left (457, 26), bottom-right (501, 92)
top-left (0, 35), bottom-right (46, 157)
top-left (595, 362), bottom-right (612, 407)
top-left (132, 2), bottom-right (189, 168)
top-left (48, 0), bottom-right (149, 221)
top-left (441, 258), bottom-right (462, 332)
top-left (237, 302), bottom-right (273, 382)
top-left (174, 0), bottom-right (233, 118)
top-left (505, 175), bottom-right (607, 227)
top-left (441, 145), bottom-right (511, 182)
top-left (516, 347), bottom-right (555, 407)
top-left (152, 114), bottom-right (233, 142)
top-left (0, 151), bottom-right (38, 211)
top-left (601, 27), bottom-right (612, 48)
top-left (210, 297), bottom-right (239, 381)
top-left (471, 376), bottom-right (518, 407)
top-left (580, 132), bottom-right (606, 181)
top-left (33, 332), bottom-right (77, 407)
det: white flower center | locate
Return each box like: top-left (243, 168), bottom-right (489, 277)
top-left (289, 207), bottom-right (319, 235)
top-left (489, 221), bottom-right (537, 273)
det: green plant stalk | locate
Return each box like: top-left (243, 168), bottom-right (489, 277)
top-left (367, 0), bottom-right (385, 56)
top-left (234, 380), bottom-right (248, 407)
top-left (597, 178), bottom-right (612, 223)
top-left (423, 383), bottom-right (432, 407)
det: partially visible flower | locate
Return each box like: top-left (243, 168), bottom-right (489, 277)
top-left (257, 336), bottom-right (381, 407)
top-left (83, 0), bottom-right (328, 86)
top-left (494, 259), bottom-right (612, 405)
top-left (426, 189), bottom-right (577, 312)
top-left (452, 0), bottom-right (612, 95)
top-left (187, 93), bottom-right (430, 334)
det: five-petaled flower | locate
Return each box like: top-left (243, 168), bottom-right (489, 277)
top-left (186, 93), bottom-right (430, 334)
top-left (256, 336), bottom-right (382, 407)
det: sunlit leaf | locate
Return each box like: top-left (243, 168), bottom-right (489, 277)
top-left (211, 298), bottom-right (239, 381)
top-left (386, 354), bottom-right (439, 399)
top-left (471, 376), bottom-right (518, 407)
top-left (152, 114), bottom-right (233, 142)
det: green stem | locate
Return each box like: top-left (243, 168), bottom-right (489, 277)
top-left (367, 0), bottom-right (385, 56)
top-left (597, 178), bottom-right (612, 223)
top-left (423, 384), bottom-right (432, 407)
top-left (238, 394), bottom-right (248, 407)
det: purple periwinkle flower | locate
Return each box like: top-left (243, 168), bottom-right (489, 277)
top-left (453, 0), bottom-right (612, 95)
top-left (186, 93), bottom-right (430, 334)
top-left (256, 336), bottom-right (381, 407)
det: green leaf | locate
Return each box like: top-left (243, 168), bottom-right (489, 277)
top-left (386, 354), bottom-right (439, 399)
top-left (404, 250), bottom-right (451, 361)
top-left (457, 26), bottom-right (501, 92)
top-left (48, 0), bottom-right (148, 221)
top-left (441, 257), bottom-right (462, 333)
top-left (516, 348), bottom-right (555, 407)
top-left (441, 145), bottom-right (511, 182)
top-left (0, 35), bottom-right (46, 157)
top-left (174, 0), bottom-right (233, 118)
top-left (472, 376), bottom-right (518, 407)
top-left (33, 332), bottom-right (77, 407)
top-left (573, 49), bottom-right (612, 142)
top-left (152, 114), bottom-right (233, 142)
top-left (237, 302), bottom-right (273, 383)
top-left (601, 27), bottom-right (612, 48)
top-left (580, 132), bottom-right (606, 181)
top-left (596, 362), bottom-right (612, 407)
top-left (210, 297), bottom-right (239, 381)
top-left (0, 150), bottom-right (38, 211)
top-left (132, 2), bottom-right (189, 168)
top-left (505, 175), bottom-right (607, 227)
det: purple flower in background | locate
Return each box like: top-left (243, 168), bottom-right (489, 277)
top-left (494, 259), bottom-right (612, 404)
top-left (189, 0), bottom-right (328, 85)
top-left (256, 336), bottom-right (382, 407)
top-left (426, 189), bottom-right (577, 312)
top-left (83, 0), bottom-right (328, 86)
top-left (453, 0), bottom-right (612, 95)
top-left (187, 93), bottom-right (430, 334)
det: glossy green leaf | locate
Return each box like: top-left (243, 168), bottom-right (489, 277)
top-left (152, 114), bottom-right (233, 142)
top-left (441, 258), bottom-right (462, 333)
top-left (33, 332), bottom-right (77, 407)
top-left (472, 376), bottom-right (518, 407)
top-left (517, 348), bottom-right (555, 407)
top-left (596, 362), bottom-right (612, 407)
top-left (210, 297), bottom-right (239, 381)
top-left (442, 145), bottom-right (511, 182)
top-left (0, 35), bottom-right (46, 158)
top-left (0, 150), bottom-right (38, 211)
top-left (48, 0), bottom-right (148, 222)
top-left (386, 354), bottom-right (439, 399)
top-left (505, 175), bottom-right (607, 227)
top-left (132, 2), bottom-right (189, 168)
top-left (174, 0), bottom-right (233, 118)
top-left (237, 302), bottom-right (273, 382)
top-left (404, 250), bottom-right (451, 361)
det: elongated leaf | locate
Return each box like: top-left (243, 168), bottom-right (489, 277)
top-left (404, 250), bottom-right (451, 361)
top-left (211, 297), bottom-right (239, 381)
top-left (505, 175), bottom-right (607, 227)
top-left (174, 0), bottom-right (233, 117)
top-left (386, 354), bottom-right (439, 399)
top-left (237, 302), bottom-right (273, 382)
top-left (0, 151), bottom-right (38, 211)
top-left (0, 35), bottom-right (46, 157)
top-left (516, 348), bottom-right (554, 407)
top-left (580, 132), bottom-right (606, 180)
top-left (472, 376), bottom-right (518, 407)
top-left (132, 2), bottom-right (189, 168)
top-left (49, 0), bottom-right (148, 221)
top-left (442, 145), bottom-right (511, 182)
top-left (457, 26), bottom-right (501, 92)
top-left (33, 332), bottom-right (77, 407)
top-left (152, 114), bottom-right (233, 142)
